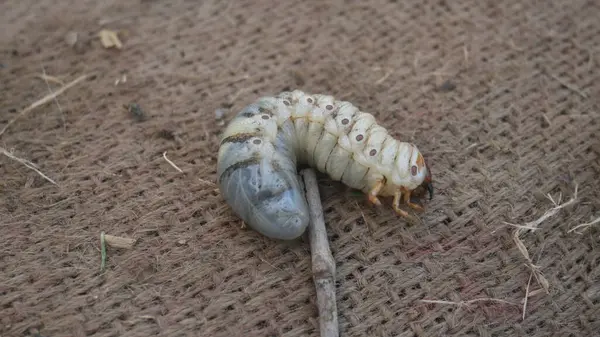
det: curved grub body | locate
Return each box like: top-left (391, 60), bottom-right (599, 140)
top-left (217, 90), bottom-right (432, 240)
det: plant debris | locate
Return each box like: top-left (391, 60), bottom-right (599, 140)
top-left (504, 183), bottom-right (579, 319)
top-left (35, 73), bottom-right (64, 85)
top-left (65, 31), bottom-right (78, 47)
top-left (0, 74), bottom-right (90, 137)
top-left (163, 151), bottom-right (184, 173)
top-left (0, 147), bottom-right (58, 185)
top-left (98, 29), bottom-right (123, 49)
top-left (568, 215), bottom-right (600, 235)
top-left (100, 232), bottom-right (136, 272)
top-left (104, 234), bottom-right (137, 249)
top-left (115, 74), bottom-right (127, 85)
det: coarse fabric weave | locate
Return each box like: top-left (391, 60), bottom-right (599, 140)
top-left (1, 0), bottom-right (599, 336)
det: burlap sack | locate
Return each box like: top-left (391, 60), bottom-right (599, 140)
top-left (1, 0), bottom-right (598, 336)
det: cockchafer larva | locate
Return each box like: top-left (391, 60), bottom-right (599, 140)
top-left (217, 90), bottom-right (433, 240)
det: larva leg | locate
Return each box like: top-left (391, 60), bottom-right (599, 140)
top-left (367, 179), bottom-right (384, 206)
top-left (401, 187), bottom-right (424, 212)
top-left (392, 190), bottom-right (410, 217)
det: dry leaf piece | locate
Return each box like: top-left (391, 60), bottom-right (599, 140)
top-left (98, 29), bottom-right (123, 49)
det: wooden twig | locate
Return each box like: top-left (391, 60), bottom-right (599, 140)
top-left (301, 168), bottom-right (339, 337)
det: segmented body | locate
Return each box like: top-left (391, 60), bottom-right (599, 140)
top-left (217, 90), bottom-right (431, 240)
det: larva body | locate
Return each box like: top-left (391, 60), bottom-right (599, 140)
top-left (217, 90), bottom-right (433, 240)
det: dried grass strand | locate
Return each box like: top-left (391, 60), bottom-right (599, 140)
top-left (0, 146), bottom-right (58, 185)
top-left (509, 184), bottom-right (579, 296)
top-left (420, 298), bottom-right (518, 307)
top-left (568, 216), bottom-right (600, 234)
top-left (505, 184), bottom-right (578, 230)
top-left (548, 72), bottom-right (588, 99)
top-left (35, 73), bottom-right (65, 85)
top-left (41, 66), bottom-right (67, 132)
top-left (522, 272), bottom-right (533, 320)
top-left (163, 151), bottom-right (184, 173)
top-left (100, 232), bottom-right (107, 271)
top-left (0, 73), bottom-right (89, 137)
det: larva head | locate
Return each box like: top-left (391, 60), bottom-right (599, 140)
top-left (403, 145), bottom-right (433, 200)
top-left (421, 157), bottom-right (433, 200)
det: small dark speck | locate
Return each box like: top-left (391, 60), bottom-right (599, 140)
top-left (124, 103), bottom-right (146, 122)
top-left (157, 129), bottom-right (175, 140)
top-left (157, 121), bottom-right (179, 140)
top-left (437, 80), bottom-right (456, 92)
top-left (291, 70), bottom-right (305, 86)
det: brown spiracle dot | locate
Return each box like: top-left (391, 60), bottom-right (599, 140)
top-left (341, 118), bottom-right (349, 125)
top-left (369, 149), bottom-right (377, 156)
top-left (283, 100), bottom-right (290, 106)
top-left (253, 139), bottom-right (262, 145)
top-left (306, 97), bottom-right (313, 103)
top-left (356, 134), bottom-right (364, 141)
top-left (326, 104), bottom-right (334, 110)
top-left (261, 114), bottom-right (270, 120)
top-left (411, 165), bottom-right (418, 176)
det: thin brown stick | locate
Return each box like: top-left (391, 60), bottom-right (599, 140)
top-left (301, 168), bottom-right (339, 337)
top-left (0, 146), bottom-right (58, 185)
top-left (0, 74), bottom-right (89, 137)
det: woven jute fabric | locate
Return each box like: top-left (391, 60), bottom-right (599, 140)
top-left (2, 0), bottom-right (599, 336)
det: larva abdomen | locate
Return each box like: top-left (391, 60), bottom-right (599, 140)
top-left (218, 156), bottom-right (310, 240)
top-left (217, 103), bottom-right (310, 240)
top-left (217, 90), bottom-right (433, 240)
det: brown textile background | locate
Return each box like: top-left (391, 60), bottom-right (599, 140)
top-left (1, 0), bottom-right (599, 336)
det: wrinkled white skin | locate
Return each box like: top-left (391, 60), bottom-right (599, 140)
top-left (217, 90), bottom-right (428, 240)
